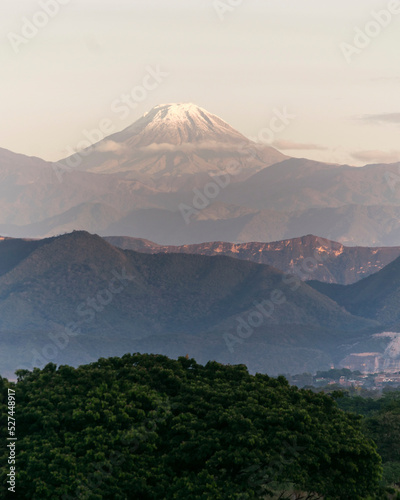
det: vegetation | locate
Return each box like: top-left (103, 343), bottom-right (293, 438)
top-left (334, 391), bottom-right (400, 493)
top-left (0, 354), bottom-right (384, 499)
top-left (315, 368), bottom-right (362, 380)
top-left (0, 231), bottom-right (378, 377)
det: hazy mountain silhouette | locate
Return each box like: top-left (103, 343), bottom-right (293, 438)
top-left (0, 231), bottom-right (377, 377)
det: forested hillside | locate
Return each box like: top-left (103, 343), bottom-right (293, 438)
top-left (0, 354), bottom-right (383, 499)
top-left (0, 231), bottom-right (377, 377)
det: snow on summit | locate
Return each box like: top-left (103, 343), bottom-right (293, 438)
top-left (112, 102), bottom-right (249, 147)
top-left (62, 102), bottom-right (286, 178)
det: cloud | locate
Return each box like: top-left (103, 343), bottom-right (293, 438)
top-left (351, 150), bottom-right (400, 164)
top-left (94, 140), bottom-right (128, 155)
top-left (93, 139), bottom-right (269, 157)
top-left (137, 140), bottom-right (255, 154)
top-left (138, 142), bottom-right (196, 153)
top-left (360, 113), bottom-right (400, 124)
top-left (272, 139), bottom-right (327, 151)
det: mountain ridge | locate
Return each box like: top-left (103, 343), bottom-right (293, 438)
top-left (3, 103), bottom-right (400, 246)
top-left (104, 233), bottom-right (400, 284)
top-left (309, 252), bottom-right (400, 329)
top-left (0, 230), bottom-right (378, 377)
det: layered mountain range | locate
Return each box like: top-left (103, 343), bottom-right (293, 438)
top-left (2, 103), bottom-right (400, 378)
top-left (0, 230), bottom-right (399, 378)
top-left (2, 103), bottom-right (400, 246)
top-left (0, 231), bottom-right (384, 378)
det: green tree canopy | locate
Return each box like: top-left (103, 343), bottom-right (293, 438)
top-left (0, 354), bottom-right (382, 499)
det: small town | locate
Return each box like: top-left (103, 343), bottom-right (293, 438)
top-left (289, 369), bottom-right (400, 393)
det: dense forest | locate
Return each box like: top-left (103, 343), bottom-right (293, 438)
top-left (0, 354), bottom-right (397, 499)
top-left (335, 390), bottom-right (400, 495)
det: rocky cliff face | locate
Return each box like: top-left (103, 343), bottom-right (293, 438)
top-left (105, 234), bottom-right (400, 285)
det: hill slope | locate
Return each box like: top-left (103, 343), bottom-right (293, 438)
top-left (221, 158), bottom-right (400, 212)
top-left (0, 231), bottom-right (377, 377)
top-left (309, 254), bottom-right (400, 328)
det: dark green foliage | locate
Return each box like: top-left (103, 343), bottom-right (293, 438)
top-left (0, 354), bottom-right (382, 499)
top-left (382, 462), bottom-right (400, 488)
top-left (335, 390), bottom-right (400, 495)
top-left (335, 394), bottom-right (383, 417)
top-left (316, 368), bottom-right (362, 380)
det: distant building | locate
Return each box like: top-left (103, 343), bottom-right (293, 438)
top-left (340, 353), bottom-right (382, 373)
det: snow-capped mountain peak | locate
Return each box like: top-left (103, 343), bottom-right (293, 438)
top-left (61, 102), bottom-right (287, 179)
top-left (113, 102), bottom-right (250, 147)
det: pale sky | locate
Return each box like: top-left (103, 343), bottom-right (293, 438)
top-left (1, 0), bottom-right (400, 166)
